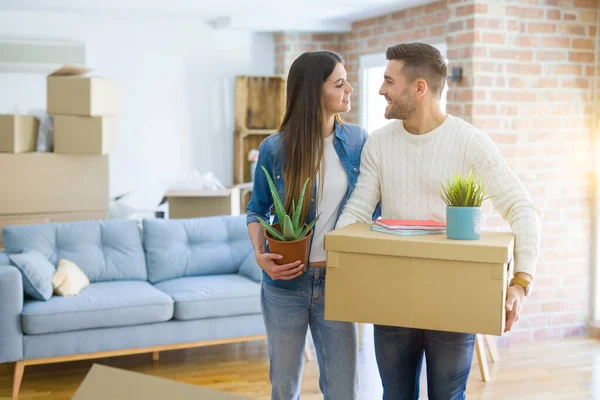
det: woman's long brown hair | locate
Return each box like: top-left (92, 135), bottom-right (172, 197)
top-left (278, 51), bottom-right (343, 224)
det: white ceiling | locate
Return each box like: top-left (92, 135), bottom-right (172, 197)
top-left (0, 0), bottom-right (434, 32)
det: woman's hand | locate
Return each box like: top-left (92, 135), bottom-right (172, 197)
top-left (256, 252), bottom-right (305, 280)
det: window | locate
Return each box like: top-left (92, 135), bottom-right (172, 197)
top-left (359, 43), bottom-right (449, 134)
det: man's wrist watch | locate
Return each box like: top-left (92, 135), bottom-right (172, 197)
top-left (510, 276), bottom-right (532, 296)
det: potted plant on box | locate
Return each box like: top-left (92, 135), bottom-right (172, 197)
top-left (256, 166), bottom-right (319, 266)
top-left (440, 171), bottom-right (494, 240)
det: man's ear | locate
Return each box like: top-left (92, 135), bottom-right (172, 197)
top-left (415, 79), bottom-right (428, 99)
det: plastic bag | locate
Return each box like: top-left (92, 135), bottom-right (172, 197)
top-left (168, 171), bottom-right (226, 191)
top-left (29, 111), bottom-right (54, 152)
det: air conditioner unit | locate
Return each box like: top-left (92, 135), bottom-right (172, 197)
top-left (0, 37), bottom-right (86, 73)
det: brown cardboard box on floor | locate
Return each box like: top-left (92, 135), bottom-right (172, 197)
top-left (47, 65), bottom-right (119, 116)
top-left (54, 115), bottom-right (116, 155)
top-left (0, 115), bottom-right (39, 153)
top-left (324, 223), bottom-right (515, 336)
top-left (72, 364), bottom-right (252, 400)
top-left (0, 210), bottom-right (107, 249)
top-left (0, 153), bottom-right (109, 215)
top-left (166, 188), bottom-right (241, 219)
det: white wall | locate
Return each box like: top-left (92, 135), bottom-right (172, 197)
top-left (0, 10), bottom-right (274, 207)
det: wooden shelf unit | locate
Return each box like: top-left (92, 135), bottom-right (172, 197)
top-left (235, 75), bottom-right (286, 132)
top-left (233, 75), bottom-right (287, 212)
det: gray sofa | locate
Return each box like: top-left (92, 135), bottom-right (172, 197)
top-left (0, 215), bottom-right (266, 398)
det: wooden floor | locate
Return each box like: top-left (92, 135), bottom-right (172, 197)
top-left (1, 325), bottom-right (599, 399)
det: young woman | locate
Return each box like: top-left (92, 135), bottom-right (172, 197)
top-left (246, 50), bottom-right (377, 400)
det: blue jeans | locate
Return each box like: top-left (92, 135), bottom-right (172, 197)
top-left (374, 325), bottom-right (476, 400)
top-left (261, 267), bottom-right (358, 400)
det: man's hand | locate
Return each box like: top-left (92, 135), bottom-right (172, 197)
top-left (504, 284), bottom-right (526, 332)
top-left (255, 252), bottom-right (305, 281)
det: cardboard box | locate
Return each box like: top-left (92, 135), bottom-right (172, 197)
top-left (0, 210), bottom-right (107, 249)
top-left (54, 115), bottom-right (116, 155)
top-left (324, 223), bottom-right (515, 336)
top-left (72, 364), bottom-right (251, 400)
top-left (166, 188), bottom-right (241, 219)
top-left (47, 65), bottom-right (119, 116)
top-left (0, 153), bottom-right (109, 215)
top-left (0, 115), bottom-right (39, 153)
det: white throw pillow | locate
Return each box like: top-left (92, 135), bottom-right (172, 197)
top-left (51, 259), bottom-right (90, 296)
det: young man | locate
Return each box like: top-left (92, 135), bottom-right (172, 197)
top-left (335, 43), bottom-right (543, 399)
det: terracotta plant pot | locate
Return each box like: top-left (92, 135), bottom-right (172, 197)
top-left (265, 223), bottom-right (313, 266)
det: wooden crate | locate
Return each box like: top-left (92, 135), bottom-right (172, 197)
top-left (235, 75), bottom-right (286, 132)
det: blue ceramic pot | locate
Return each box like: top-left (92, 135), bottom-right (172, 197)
top-left (446, 206), bottom-right (482, 240)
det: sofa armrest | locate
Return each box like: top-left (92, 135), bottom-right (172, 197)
top-left (237, 252), bottom-right (263, 283)
top-left (0, 263), bottom-right (24, 363)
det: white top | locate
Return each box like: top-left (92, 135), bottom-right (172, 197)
top-left (310, 134), bottom-right (348, 263)
top-left (336, 115), bottom-right (543, 277)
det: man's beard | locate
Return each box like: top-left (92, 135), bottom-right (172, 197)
top-left (385, 90), bottom-right (416, 120)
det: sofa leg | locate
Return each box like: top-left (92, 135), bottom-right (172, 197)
top-left (152, 351), bottom-right (159, 362)
top-left (12, 361), bottom-right (25, 398)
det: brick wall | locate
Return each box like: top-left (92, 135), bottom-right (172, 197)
top-left (274, 0), bottom-right (600, 344)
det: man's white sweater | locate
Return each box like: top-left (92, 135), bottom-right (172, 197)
top-left (336, 115), bottom-right (543, 276)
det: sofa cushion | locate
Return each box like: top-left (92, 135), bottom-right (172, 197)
top-left (3, 219), bottom-right (147, 283)
top-left (143, 215), bottom-right (254, 283)
top-left (8, 250), bottom-right (55, 301)
top-left (153, 274), bottom-right (261, 321)
top-left (21, 281), bottom-right (173, 335)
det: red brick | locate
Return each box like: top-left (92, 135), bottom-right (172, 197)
top-left (572, 38), bottom-right (595, 50)
top-left (507, 63), bottom-right (542, 75)
top-left (579, 10), bottom-right (597, 22)
top-left (456, 32), bottom-right (477, 45)
top-left (394, 32), bottom-right (411, 43)
top-left (391, 10), bottom-right (407, 20)
top-left (569, 51), bottom-right (595, 63)
top-left (512, 6), bottom-right (545, 19)
top-left (474, 76), bottom-right (494, 86)
top-left (553, 64), bottom-right (583, 75)
top-left (475, 18), bottom-right (502, 30)
top-left (360, 29), bottom-right (372, 38)
top-left (535, 78), bottom-right (560, 87)
top-left (559, 24), bottom-right (587, 36)
top-left (574, 0), bottom-right (596, 8)
top-left (429, 25), bottom-right (445, 37)
top-left (542, 37), bottom-right (571, 48)
top-left (541, 301), bottom-right (571, 313)
top-left (500, 105), bottom-right (520, 116)
top-left (564, 13), bottom-right (577, 20)
top-left (518, 36), bottom-right (539, 47)
top-left (354, 17), bottom-right (378, 29)
top-left (509, 77), bottom-right (528, 88)
top-left (561, 79), bottom-right (590, 89)
top-left (543, 0), bottom-right (574, 5)
top-left (456, 4), bottom-right (474, 17)
top-left (413, 28), bottom-right (427, 40)
top-left (472, 104), bottom-right (497, 115)
top-left (528, 23), bottom-right (558, 33)
top-left (591, 26), bottom-right (597, 36)
top-left (372, 26), bottom-right (385, 35)
top-left (490, 49), bottom-right (534, 61)
top-left (547, 9), bottom-right (561, 20)
top-left (448, 21), bottom-right (464, 32)
top-left (482, 32), bottom-right (505, 44)
top-left (466, 18), bottom-right (475, 29)
top-left (535, 50), bottom-right (567, 61)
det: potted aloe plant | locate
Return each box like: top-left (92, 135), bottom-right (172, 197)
top-left (440, 171), bottom-right (493, 240)
top-left (256, 166), bottom-right (319, 266)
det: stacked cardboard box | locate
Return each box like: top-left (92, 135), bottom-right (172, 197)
top-left (0, 66), bottom-right (118, 248)
top-left (49, 66), bottom-right (119, 155)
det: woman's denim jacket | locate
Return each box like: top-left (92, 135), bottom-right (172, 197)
top-left (246, 120), bottom-right (380, 291)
